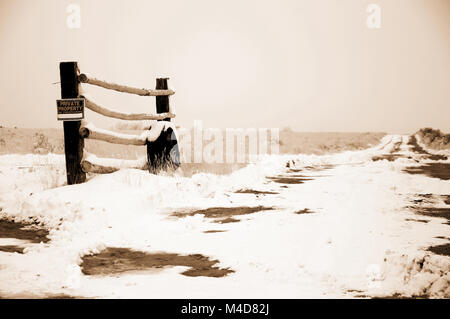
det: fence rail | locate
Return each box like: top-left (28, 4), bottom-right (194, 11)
top-left (79, 73), bottom-right (175, 96)
top-left (58, 61), bottom-right (179, 185)
top-left (79, 121), bottom-right (176, 145)
top-left (81, 153), bottom-right (148, 174)
top-left (83, 97), bottom-right (175, 121)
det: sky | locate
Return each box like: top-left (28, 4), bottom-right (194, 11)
top-left (0, 0), bottom-right (449, 133)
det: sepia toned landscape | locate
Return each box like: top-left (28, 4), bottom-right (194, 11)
top-left (1, 0), bottom-right (449, 302)
top-left (0, 127), bottom-right (449, 298)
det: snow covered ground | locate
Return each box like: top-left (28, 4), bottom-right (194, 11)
top-left (0, 135), bottom-right (449, 298)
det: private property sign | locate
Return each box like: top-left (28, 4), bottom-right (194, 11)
top-left (56, 98), bottom-right (85, 121)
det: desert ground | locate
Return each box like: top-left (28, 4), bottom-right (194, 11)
top-left (0, 128), bottom-right (449, 298)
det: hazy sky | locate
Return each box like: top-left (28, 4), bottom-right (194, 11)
top-left (0, 0), bottom-right (449, 132)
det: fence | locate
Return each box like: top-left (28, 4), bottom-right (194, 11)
top-left (58, 61), bottom-right (179, 185)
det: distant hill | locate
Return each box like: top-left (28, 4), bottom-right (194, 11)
top-left (417, 128), bottom-right (450, 150)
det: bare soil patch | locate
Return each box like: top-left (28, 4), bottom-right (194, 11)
top-left (234, 189), bottom-right (279, 195)
top-left (443, 195), bottom-right (450, 205)
top-left (1, 292), bottom-right (81, 299)
top-left (267, 176), bottom-right (313, 184)
top-left (411, 194), bottom-right (450, 207)
top-left (411, 193), bottom-right (435, 205)
top-left (44, 294), bottom-right (80, 299)
top-left (404, 163), bottom-right (450, 180)
top-left (408, 135), bottom-right (429, 155)
top-left (0, 219), bottom-right (49, 243)
top-left (0, 245), bottom-right (24, 253)
top-left (405, 218), bottom-right (429, 223)
top-left (216, 217), bottom-right (240, 224)
top-left (294, 209), bottom-right (316, 215)
top-left (303, 164), bottom-right (335, 171)
top-left (372, 293), bottom-right (430, 299)
top-left (427, 243), bottom-right (450, 257)
top-left (81, 247), bottom-right (234, 278)
top-left (409, 207), bottom-right (450, 225)
top-left (172, 206), bottom-right (273, 223)
top-left (372, 154), bottom-right (406, 162)
top-left (268, 165), bottom-right (334, 185)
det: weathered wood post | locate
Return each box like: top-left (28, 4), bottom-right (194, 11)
top-left (147, 78), bottom-right (179, 173)
top-left (155, 78), bottom-right (170, 121)
top-left (59, 62), bottom-right (86, 184)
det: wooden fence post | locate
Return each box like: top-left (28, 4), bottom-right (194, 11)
top-left (155, 78), bottom-right (170, 121)
top-left (60, 62), bottom-right (86, 184)
top-left (147, 78), bottom-right (179, 173)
